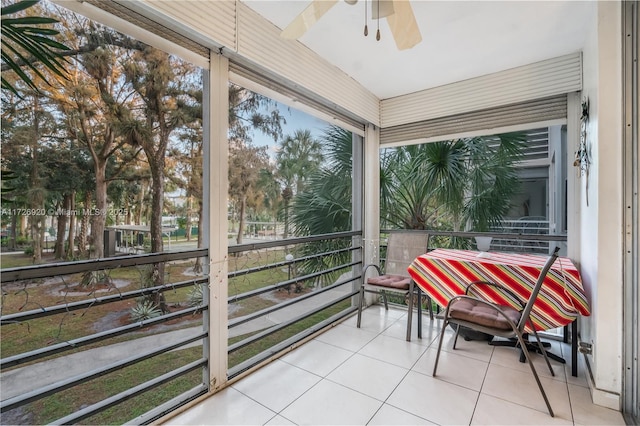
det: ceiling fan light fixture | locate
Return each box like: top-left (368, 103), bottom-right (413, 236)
top-left (371, 0), bottom-right (394, 19)
top-left (344, 0), bottom-right (358, 4)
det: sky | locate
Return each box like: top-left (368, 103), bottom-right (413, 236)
top-left (249, 101), bottom-right (331, 158)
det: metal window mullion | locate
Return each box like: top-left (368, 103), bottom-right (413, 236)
top-left (1, 332), bottom-right (207, 412)
top-left (622, 1), bottom-right (639, 423)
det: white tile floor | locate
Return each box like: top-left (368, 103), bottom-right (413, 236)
top-left (165, 306), bottom-right (626, 426)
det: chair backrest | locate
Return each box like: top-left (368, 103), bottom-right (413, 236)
top-left (384, 231), bottom-right (430, 276)
top-left (517, 247), bottom-right (560, 331)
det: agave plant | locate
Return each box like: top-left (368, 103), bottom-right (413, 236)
top-left (130, 299), bottom-right (162, 322)
top-left (187, 283), bottom-right (204, 307)
top-left (1, 0), bottom-right (70, 95)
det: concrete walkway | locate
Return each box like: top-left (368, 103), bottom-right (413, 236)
top-left (0, 279), bottom-right (353, 401)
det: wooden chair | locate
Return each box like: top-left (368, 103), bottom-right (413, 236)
top-left (357, 230), bottom-right (433, 341)
top-left (432, 247), bottom-right (560, 417)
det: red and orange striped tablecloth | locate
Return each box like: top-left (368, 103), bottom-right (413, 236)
top-left (408, 249), bottom-right (590, 333)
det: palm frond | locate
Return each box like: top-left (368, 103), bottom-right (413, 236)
top-left (1, 0), bottom-right (70, 95)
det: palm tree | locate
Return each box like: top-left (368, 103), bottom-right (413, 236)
top-left (380, 143), bottom-right (449, 230)
top-left (291, 126), bottom-right (351, 236)
top-left (290, 129), bottom-right (525, 236)
top-left (382, 132), bottom-right (525, 233)
top-left (290, 126), bottom-right (352, 286)
top-left (276, 129), bottom-right (324, 238)
top-left (427, 133), bottom-right (525, 232)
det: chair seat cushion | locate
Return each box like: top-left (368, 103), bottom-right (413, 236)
top-left (367, 274), bottom-right (410, 290)
top-left (449, 298), bottom-right (521, 330)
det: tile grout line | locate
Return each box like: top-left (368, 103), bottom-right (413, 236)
top-left (469, 337), bottom-right (496, 425)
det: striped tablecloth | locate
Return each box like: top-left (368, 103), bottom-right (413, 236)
top-left (408, 249), bottom-right (590, 333)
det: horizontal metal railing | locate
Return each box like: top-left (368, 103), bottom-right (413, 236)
top-left (226, 231), bottom-right (362, 379)
top-left (1, 305), bottom-right (205, 370)
top-left (0, 249), bottom-right (209, 424)
top-left (229, 263), bottom-right (360, 328)
top-left (0, 232), bottom-right (363, 423)
top-left (381, 229), bottom-right (565, 250)
top-left (0, 249), bottom-right (208, 283)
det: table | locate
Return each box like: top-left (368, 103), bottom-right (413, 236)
top-left (408, 249), bottom-right (590, 375)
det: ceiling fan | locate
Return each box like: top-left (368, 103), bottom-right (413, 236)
top-left (281, 0), bottom-right (422, 51)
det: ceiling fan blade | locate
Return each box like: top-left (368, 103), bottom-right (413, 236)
top-left (386, 0), bottom-right (422, 50)
top-left (281, 0), bottom-right (339, 40)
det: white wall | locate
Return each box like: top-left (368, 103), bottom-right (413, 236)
top-left (579, 1), bottom-right (623, 410)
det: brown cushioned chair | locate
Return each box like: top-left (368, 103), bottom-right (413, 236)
top-left (357, 230), bottom-right (432, 341)
top-left (432, 247), bottom-right (560, 417)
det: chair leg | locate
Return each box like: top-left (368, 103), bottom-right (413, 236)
top-left (426, 295), bottom-right (434, 320)
top-left (416, 284), bottom-right (422, 339)
top-left (357, 285), bottom-right (365, 328)
top-left (531, 328), bottom-right (555, 376)
top-left (381, 290), bottom-right (389, 310)
top-left (452, 324), bottom-right (461, 349)
top-left (433, 319), bottom-right (448, 376)
top-left (516, 331), bottom-right (555, 417)
top-left (406, 285), bottom-right (414, 342)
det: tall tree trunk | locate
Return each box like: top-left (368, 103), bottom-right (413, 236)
top-left (283, 199), bottom-right (290, 239)
top-left (19, 215), bottom-right (27, 237)
top-left (29, 98), bottom-right (43, 263)
top-left (78, 192), bottom-right (91, 258)
top-left (148, 156), bottom-right (167, 312)
top-left (149, 161), bottom-right (164, 255)
top-left (66, 192), bottom-right (76, 259)
top-left (9, 213), bottom-right (17, 250)
top-left (125, 198), bottom-right (132, 225)
top-left (92, 161), bottom-right (107, 258)
top-left (185, 195), bottom-right (193, 242)
top-left (136, 184), bottom-right (144, 225)
top-left (29, 213), bottom-right (43, 263)
top-left (236, 196), bottom-right (246, 245)
top-left (54, 196), bottom-right (68, 259)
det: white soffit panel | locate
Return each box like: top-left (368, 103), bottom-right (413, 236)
top-left (235, 2), bottom-right (380, 126)
top-left (138, 0), bottom-right (236, 51)
top-left (381, 53), bottom-right (582, 128)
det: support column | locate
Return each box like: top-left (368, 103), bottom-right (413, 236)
top-left (362, 124), bottom-right (380, 306)
top-left (203, 53), bottom-right (229, 393)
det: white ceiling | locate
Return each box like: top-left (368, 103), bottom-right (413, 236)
top-left (243, 0), bottom-right (595, 100)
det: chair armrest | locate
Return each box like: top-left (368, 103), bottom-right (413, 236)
top-left (363, 264), bottom-right (383, 276)
top-left (466, 280), bottom-right (526, 309)
top-left (444, 294), bottom-right (521, 331)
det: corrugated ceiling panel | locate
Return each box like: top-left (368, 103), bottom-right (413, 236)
top-left (381, 53), bottom-right (581, 128)
top-left (235, 2), bottom-right (379, 126)
top-left (380, 95), bottom-right (567, 145)
top-left (138, 0), bottom-right (236, 50)
top-left (482, 128), bottom-right (550, 161)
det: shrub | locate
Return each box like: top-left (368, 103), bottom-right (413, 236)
top-left (187, 284), bottom-right (204, 307)
top-left (130, 299), bottom-right (162, 322)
